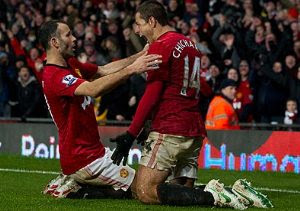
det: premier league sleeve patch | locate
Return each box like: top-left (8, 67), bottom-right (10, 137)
top-left (62, 74), bottom-right (78, 86)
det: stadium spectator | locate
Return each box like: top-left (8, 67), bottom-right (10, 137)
top-left (284, 54), bottom-right (298, 77)
top-left (100, 81), bottom-right (131, 121)
top-left (198, 55), bottom-right (213, 119)
top-left (15, 66), bottom-right (46, 120)
top-left (128, 73), bottom-right (146, 119)
top-left (102, 35), bottom-right (122, 62)
top-left (83, 40), bottom-right (107, 65)
top-left (39, 19), bottom-right (162, 198)
top-left (166, 0), bottom-right (184, 22)
top-left (293, 40), bottom-right (300, 60)
top-left (211, 17), bottom-right (241, 70)
top-left (183, 0), bottom-right (204, 30)
top-left (257, 61), bottom-right (288, 124)
top-left (200, 54), bottom-right (211, 78)
top-left (235, 60), bottom-right (254, 122)
top-left (283, 98), bottom-right (300, 129)
top-left (110, 1), bottom-right (271, 209)
top-left (0, 51), bottom-right (15, 117)
top-left (206, 79), bottom-right (240, 130)
top-left (176, 20), bottom-right (190, 36)
top-left (291, 65), bottom-right (300, 107)
top-left (122, 26), bottom-right (144, 57)
top-left (7, 28), bottom-right (45, 83)
top-left (256, 61), bottom-right (300, 123)
top-left (227, 67), bottom-right (239, 82)
top-left (102, 0), bottom-right (120, 20)
top-left (206, 63), bottom-right (223, 93)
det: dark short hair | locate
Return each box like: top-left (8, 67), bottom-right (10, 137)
top-left (220, 79), bottom-right (237, 89)
top-left (136, 0), bottom-right (168, 26)
top-left (38, 20), bottom-right (66, 50)
top-left (287, 98), bottom-right (297, 104)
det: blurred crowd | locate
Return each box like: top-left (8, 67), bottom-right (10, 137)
top-left (0, 0), bottom-right (299, 128)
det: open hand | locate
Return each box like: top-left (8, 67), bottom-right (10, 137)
top-left (129, 52), bottom-right (162, 74)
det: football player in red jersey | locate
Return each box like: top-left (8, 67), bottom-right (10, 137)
top-left (110, 1), bottom-right (272, 209)
top-left (39, 19), bottom-right (162, 198)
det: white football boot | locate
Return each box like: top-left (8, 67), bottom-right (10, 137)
top-left (52, 177), bottom-right (81, 198)
top-left (232, 179), bottom-right (273, 208)
top-left (204, 179), bottom-right (247, 210)
top-left (43, 174), bottom-right (68, 195)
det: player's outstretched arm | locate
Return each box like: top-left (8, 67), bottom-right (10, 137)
top-left (74, 53), bottom-right (161, 98)
top-left (127, 80), bottom-right (164, 137)
top-left (97, 44), bottom-right (150, 76)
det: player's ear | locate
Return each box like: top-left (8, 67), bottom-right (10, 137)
top-left (149, 16), bottom-right (156, 27)
top-left (50, 37), bottom-right (59, 49)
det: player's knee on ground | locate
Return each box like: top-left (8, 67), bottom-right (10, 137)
top-left (136, 184), bottom-right (159, 204)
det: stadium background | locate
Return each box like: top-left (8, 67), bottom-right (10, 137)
top-left (0, 0), bottom-right (300, 210)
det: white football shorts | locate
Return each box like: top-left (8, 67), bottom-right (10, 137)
top-left (70, 147), bottom-right (135, 191)
top-left (140, 132), bottom-right (203, 179)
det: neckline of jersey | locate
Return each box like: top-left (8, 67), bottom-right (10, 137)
top-left (157, 30), bottom-right (178, 40)
top-left (44, 63), bottom-right (70, 69)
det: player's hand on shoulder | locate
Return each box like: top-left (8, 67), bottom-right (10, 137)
top-left (130, 51), bottom-right (162, 74)
top-left (110, 131), bottom-right (135, 166)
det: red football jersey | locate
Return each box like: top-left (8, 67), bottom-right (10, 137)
top-left (237, 80), bottom-right (253, 105)
top-left (146, 31), bottom-right (206, 137)
top-left (42, 62), bottom-right (105, 175)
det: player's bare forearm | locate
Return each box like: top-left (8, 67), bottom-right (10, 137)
top-left (75, 54), bottom-right (161, 98)
top-left (97, 50), bottom-right (146, 76)
top-left (75, 67), bottom-right (134, 97)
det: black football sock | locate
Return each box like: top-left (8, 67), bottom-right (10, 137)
top-left (157, 183), bottom-right (214, 206)
top-left (67, 184), bottom-right (133, 199)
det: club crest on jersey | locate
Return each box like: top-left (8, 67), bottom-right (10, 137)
top-left (62, 74), bottom-right (78, 86)
top-left (120, 168), bottom-right (129, 178)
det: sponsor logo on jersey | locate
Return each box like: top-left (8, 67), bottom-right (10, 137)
top-left (62, 74), bottom-right (78, 86)
top-left (120, 168), bottom-right (129, 178)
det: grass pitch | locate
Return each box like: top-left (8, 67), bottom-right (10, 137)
top-left (0, 155), bottom-right (299, 210)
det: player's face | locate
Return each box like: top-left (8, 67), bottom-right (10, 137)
top-left (56, 23), bottom-right (77, 58)
top-left (222, 86), bottom-right (236, 100)
top-left (134, 12), bottom-right (154, 43)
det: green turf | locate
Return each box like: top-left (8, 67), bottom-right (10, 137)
top-left (0, 155), bottom-right (299, 210)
